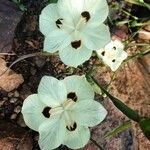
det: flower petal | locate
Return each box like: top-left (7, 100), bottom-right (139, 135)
top-left (59, 42), bottom-right (92, 67)
top-left (62, 75), bottom-right (94, 101)
top-left (97, 40), bottom-right (128, 71)
top-left (58, 0), bottom-right (84, 24)
top-left (39, 4), bottom-right (60, 36)
top-left (58, 0), bottom-right (108, 25)
top-left (38, 76), bottom-right (67, 107)
top-left (72, 100), bottom-right (107, 127)
top-left (21, 94), bottom-right (47, 131)
top-left (39, 115), bottom-right (66, 150)
top-left (81, 24), bottom-right (111, 50)
top-left (63, 125), bottom-right (90, 149)
top-left (84, 0), bottom-right (109, 24)
top-left (43, 29), bottom-right (71, 53)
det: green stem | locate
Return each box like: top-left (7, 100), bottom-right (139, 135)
top-left (90, 138), bottom-right (104, 150)
top-left (86, 76), bottom-right (141, 122)
top-left (125, 49), bottom-right (150, 62)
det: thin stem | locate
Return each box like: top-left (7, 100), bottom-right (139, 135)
top-left (0, 51), bottom-right (57, 77)
top-left (125, 49), bottom-right (150, 63)
top-left (90, 138), bottom-right (104, 150)
top-left (121, 9), bottom-right (138, 20)
top-left (0, 53), bottom-right (16, 56)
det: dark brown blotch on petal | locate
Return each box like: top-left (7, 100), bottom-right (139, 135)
top-left (112, 59), bottom-right (116, 62)
top-left (71, 40), bottom-right (81, 49)
top-left (67, 92), bottom-right (77, 102)
top-left (42, 107), bottom-right (51, 118)
top-left (66, 122), bottom-right (77, 131)
top-left (55, 18), bottom-right (63, 29)
top-left (101, 51), bottom-right (105, 56)
top-left (81, 11), bottom-right (90, 22)
top-left (113, 46), bottom-right (116, 50)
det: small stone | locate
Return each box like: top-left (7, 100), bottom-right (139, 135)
top-left (10, 113), bottom-right (17, 120)
top-left (8, 92), bottom-right (14, 98)
top-left (0, 100), bottom-right (5, 107)
top-left (2, 97), bottom-right (8, 101)
top-left (14, 91), bottom-right (19, 97)
top-left (10, 98), bottom-right (18, 103)
top-left (14, 105), bottom-right (21, 113)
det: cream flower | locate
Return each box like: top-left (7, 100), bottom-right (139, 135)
top-left (39, 0), bottom-right (111, 67)
top-left (22, 75), bottom-right (107, 150)
top-left (96, 40), bottom-right (128, 71)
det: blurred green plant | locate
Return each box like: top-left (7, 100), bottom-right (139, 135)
top-left (104, 121), bottom-right (131, 139)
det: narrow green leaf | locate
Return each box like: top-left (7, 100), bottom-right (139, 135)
top-left (104, 121), bottom-right (131, 138)
top-left (139, 118), bottom-right (150, 140)
top-left (85, 74), bottom-right (102, 95)
top-left (86, 76), bottom-right (141, 122)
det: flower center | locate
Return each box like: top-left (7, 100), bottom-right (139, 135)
top-left (42, 96), bottom-right (77, 131)
top-left (71, 40), bottom-right (81, 49)
top-left (55, 18), bottom-right (63, 29)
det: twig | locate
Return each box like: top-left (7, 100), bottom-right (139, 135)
top-left (0, 51), bottom-right (56, 77)
top-left (0, 53), bottom-right (16, 56)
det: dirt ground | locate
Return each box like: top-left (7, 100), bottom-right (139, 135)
top-left (0, 0), bottom-right (150, 150)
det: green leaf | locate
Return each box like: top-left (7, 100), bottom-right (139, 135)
top-left (85, 74), bottom-right (102, 95)
top-left (104, 121), bottom-right (131, 138)
top-left (139, 118), bottom-right (150, 140)
top-left (86, 76), bottom-right (141, 122)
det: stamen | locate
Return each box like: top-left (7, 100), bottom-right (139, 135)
top-left (66, 122), bottom-right (77, 131)
top-left (55, 18), bottom-right (63, 29)
top-left (42, 107), bottom-right (51, 118)
top-left (71, 40), bottom-right (81, 49)
top-left (81, 11), bottom-right (90, 22)
top-left (67, 92), bottom-right (77, 102)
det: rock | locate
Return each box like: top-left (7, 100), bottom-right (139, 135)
top-left (0, 121), bottom-right (33, 150)
top-left (94, 54), bottom-right (150, 149)
top-left (144, 25), bottom-right (150, 32)
top-left (14, 105), bottom-right (21, 113)
top-left (0, 58), bottom-right (24, 92)
top-left (0, 0), bottom-right (23, 53)
top-left (138, 29), bottom-right (150, 40)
